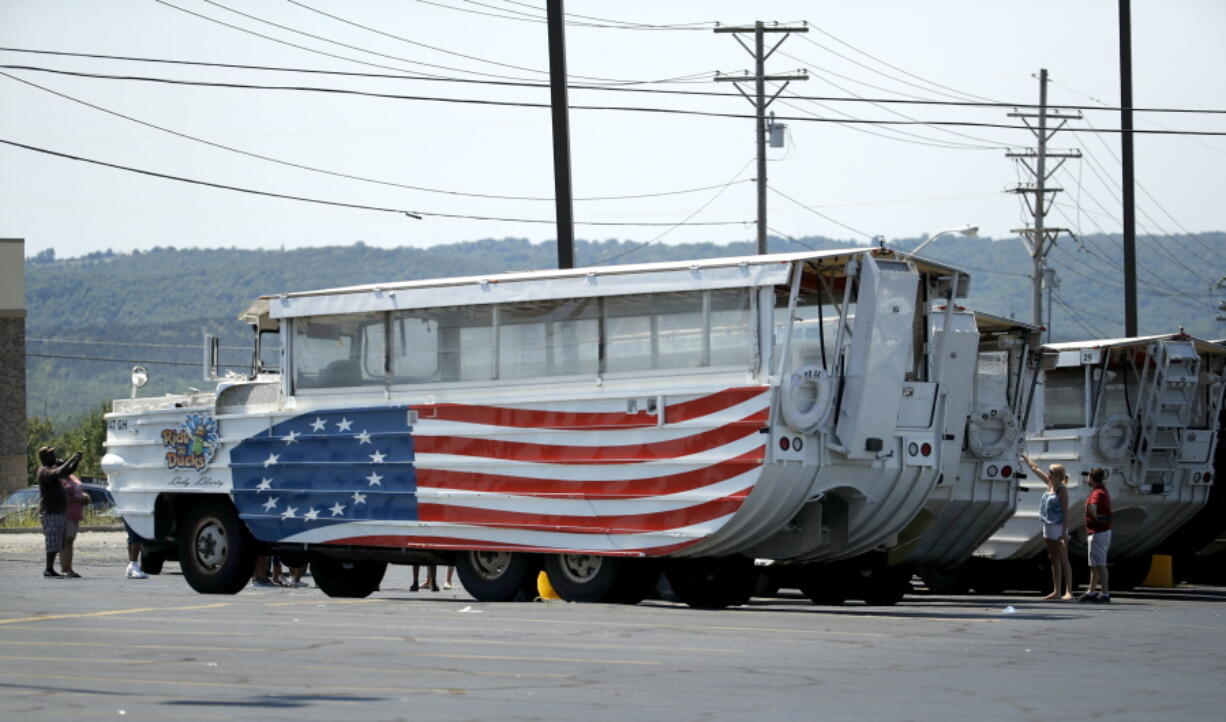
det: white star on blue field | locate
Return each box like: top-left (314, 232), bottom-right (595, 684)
top-left (229, 406), bottom-right (417, 542)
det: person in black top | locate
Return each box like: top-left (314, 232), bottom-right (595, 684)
top-left (36, 446), bottom-right (82, 578)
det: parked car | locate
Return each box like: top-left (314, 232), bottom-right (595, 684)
top-left (0, 483), bottom-right (115, 523)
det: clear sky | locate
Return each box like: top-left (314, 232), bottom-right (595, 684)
top-left (2, 0), bottom-right (1224, 259)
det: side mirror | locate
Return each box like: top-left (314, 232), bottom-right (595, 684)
top-left (203, 333), bottom-right (219, 381)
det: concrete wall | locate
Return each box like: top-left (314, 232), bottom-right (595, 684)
top-left (0, 239), bottom-right (27, 493)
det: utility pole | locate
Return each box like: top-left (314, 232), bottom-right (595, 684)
top-left (546, 0), bottom-right (574, 269)
top-left (714, 21), bottom-right (808, 255)
top-left (1119, 0), bottom-right (1138, 335)
top-left (1216, 277), bottom-right (1226, 323)
top-left (1007, 68), bottom-right (1081, 339)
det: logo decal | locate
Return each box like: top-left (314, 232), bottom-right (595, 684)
top-left (162, 414), bottom-right (220, 471)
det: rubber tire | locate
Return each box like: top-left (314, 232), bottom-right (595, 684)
top-left (178, 498), bottom-right (256, 595)
top-left (544, 554), bottom-right (622, 603)
top-left (455, 550), bottom-right (540, 602)
top-left (140, 549), bottom-right (166, 576)
top-left (665, 557), bottom-right (757, 609)
top-left (917, 564), bottom-right (971, 595)
top-left (311, 558), bottom-right (387, 598)
top-left (751, 568), bottom-right (783, 599)
top-left (797, 565), bottom-right (851, 606)
top-left (607, 562), bottom-right (661, 605)
top-left (860, 566), bottom-right (911, 606)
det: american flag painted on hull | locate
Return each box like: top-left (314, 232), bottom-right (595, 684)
top-left (229, 387), bottom-right (769, 556)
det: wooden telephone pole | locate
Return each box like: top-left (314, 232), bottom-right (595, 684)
top-left (1007, 69), bottom-right (1081, 338)
top-left (714, 22), bottom-right (808, 255)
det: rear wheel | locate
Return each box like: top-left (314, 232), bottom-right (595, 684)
top-left (608, 561), bottom-right (661, 605)
top-left (917, 564), bottom-right (970, 595)
top-left (178, 498), bottom-right (255, 595)
top-left (455, 550), bottom-right (540, 602)
top-left (665, 557), bottom-right (757, 609)
top-left (860, 565), bottom-right (911, 606)
top-left (965, 558), bottom-right (1007, 595)
top-left (544, 554), bottom-right (620, 602)
top-left (311, 558), bottom-right (386, 598)
top-left (797, 565), bottom-right (851, 606)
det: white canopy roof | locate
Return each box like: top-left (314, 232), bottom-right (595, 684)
top-left (1045, 333), bottom-right (1226, 357)
top-left (240, 247), bottom-right (970, 323)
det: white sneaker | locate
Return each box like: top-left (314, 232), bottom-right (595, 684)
top-left (126, 563), bottom-right (148, 579)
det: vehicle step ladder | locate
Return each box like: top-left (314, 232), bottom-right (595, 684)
top-left (1131, 340), bottom-right (1199, 492)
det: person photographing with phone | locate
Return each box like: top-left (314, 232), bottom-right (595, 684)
top-left (36, 446), bottom-right (83, 578)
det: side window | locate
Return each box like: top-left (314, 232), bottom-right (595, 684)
top-left (708, 288), bottom-right (754, 367)
top-left (500, 299), bottom-right (599, 380)
top-left (774, 297), bottom-right (851, 373)
top-left (292, 313), bottom-right (384, 389)
top-left (391, 305), bottom-right (494, 384)
top-left (1098, 364), bottom-right (1141, 423)
top-left (976, 351), bottom-right (1010, 409)
top-left (606, 291), bottom-right (703, 372)
top-left (1044, 369), bottom-right (1085, 429)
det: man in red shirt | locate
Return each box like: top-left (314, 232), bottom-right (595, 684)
top-left (1077, 467), bottom-right (1112, 603)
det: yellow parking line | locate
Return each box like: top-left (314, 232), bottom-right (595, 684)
top-left (262, 598), bottom-right (388, 608)
top-left (2, 671), bottom-right (467, 696)
top-left (116, 609), bottom-right (894, 639)
top-left (0, 654), bottom-right (157, 665)
top-left (0, 641), bottom-right (571, 679)
top-left (0, 602), bottom-right (231, 626)
top-left (0, 640), bottom-right (277, 654)
top-left (2, 626), bottom-right (658, 666)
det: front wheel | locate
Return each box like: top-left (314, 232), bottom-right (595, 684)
top-left (455, 550), bottom-right (540, 602)
top-left (178, 498), bottom-right (256, 595)
top-left (311, 558), bottom-right (387, 598)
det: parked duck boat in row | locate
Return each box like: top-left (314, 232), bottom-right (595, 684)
top-left (101, 249), bottom-right (1225, 606)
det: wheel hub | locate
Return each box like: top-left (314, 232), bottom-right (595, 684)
top-left (194, 520), bottom-right (227, 571)
top-left (558, 554), bottom-right (603, 583)
top-left (470, 551), bottom-right (511, 580)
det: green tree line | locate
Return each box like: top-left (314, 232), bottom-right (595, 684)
top-left (24, 405), bottom-right (108, 487)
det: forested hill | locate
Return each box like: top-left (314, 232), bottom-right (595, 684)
top-left (25, 232), bottom-right (1224, 426)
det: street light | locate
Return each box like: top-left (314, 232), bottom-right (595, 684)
top-left (908, 225), bottom-right (979, 256)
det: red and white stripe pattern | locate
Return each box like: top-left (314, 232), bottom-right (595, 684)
top-left (286, 387), bottom-right (770, 556)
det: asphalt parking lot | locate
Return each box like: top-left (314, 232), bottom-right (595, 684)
top-left (2, 532), bottom-right (1224, 721)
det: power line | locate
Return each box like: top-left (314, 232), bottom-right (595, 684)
top-left (496, 0), bottom-right (717, 30)
top-left (590, 157), bottom-right (756, 265)
top-left (286, 0), bottom-right (711, 84)
top-left (797, 29), bottom-right (1000, 106)
top-left (10, 63), bottom-right (1220, 135)
top-left (0, 137), bottom-right (422, 218)
top-left (28, 337), bottom-right (248, 351)
top-left (0, 136), bottom-right (750, 227)
top-left (766, 186), bottom-right (874, 240)
top-left (778, 78), bottom-right (1006, 150)
top-left (27, 351), bottom-right (244, 367)
top-left (199, 0), bottom-right (698, 87)
top-left (1, 69), bottom-right (752, 203)
top-left (1074, 116), bottom-right (1224, 265)
top-left (1050, 290), bottom-right (1107, 338)
top-left (3, 48), bottom-right (1224, 116)
top-left (1053, 163), bottom-right (1217, 286)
